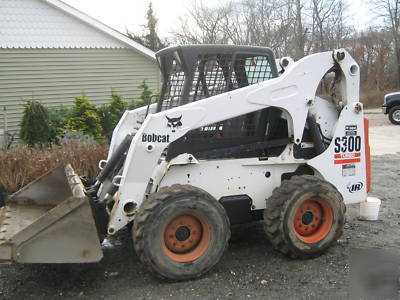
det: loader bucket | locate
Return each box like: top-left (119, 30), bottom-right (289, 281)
top-left (0, 164), bottom-right (103, 264)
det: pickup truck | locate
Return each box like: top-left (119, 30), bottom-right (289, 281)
top-left (382, 92), bottom-right (400, 125)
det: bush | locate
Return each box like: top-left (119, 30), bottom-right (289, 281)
top-left (19, 101), bottom-right (52, 146)
top-left (98, 105), bottom-right (113, 140)
top-left (47, 105), bottom-right (73, 142)
top-left (99, 92), bottom-right (127, 139)
top-left (67, 96), bottom-right (103, 140)
top-left (109, 92), bottom-right (127, 119)
top-left (0, 140), bottom-right (109, 193)
top-left (128, 80), bottom-right (153, 110)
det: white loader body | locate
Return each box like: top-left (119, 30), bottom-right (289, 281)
top-left (106, 49), bottom-right (369, 234)
top-left (0, 47), bottom-right (371, 276)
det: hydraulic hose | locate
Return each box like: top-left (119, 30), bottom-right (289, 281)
top-left (95, 134), bottom-right (133, 184)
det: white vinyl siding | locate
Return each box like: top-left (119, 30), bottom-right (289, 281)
top-left (0, 48), bottom-right (160, 134)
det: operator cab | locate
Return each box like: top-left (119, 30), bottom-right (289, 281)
top-left (155, 45), bottom-right (290, 160)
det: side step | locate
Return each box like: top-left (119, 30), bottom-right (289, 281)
top-left (0, 165), bottom-right (103, 263)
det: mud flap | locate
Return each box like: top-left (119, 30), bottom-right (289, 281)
top-left (0, 165), bottom-right (103, 263)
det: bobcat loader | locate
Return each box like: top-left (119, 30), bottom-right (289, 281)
top-left (0, 45), bottom-right (371, 280)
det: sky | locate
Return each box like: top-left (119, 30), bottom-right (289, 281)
top-left (62, 0), bottom-right (211, 37)
top-left (63, 0), bottom-right (374, 39)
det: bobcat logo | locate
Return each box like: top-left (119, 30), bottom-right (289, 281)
top-left (166, 115), bottom-right (182, 132)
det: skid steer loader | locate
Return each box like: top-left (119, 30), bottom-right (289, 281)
top-left (0, 45), bottom-right (371, 280)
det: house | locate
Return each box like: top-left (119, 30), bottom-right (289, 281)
top-left (0, 0), bottom-right (160, 137)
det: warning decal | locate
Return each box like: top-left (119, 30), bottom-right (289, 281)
top-left (342, 164), bottom-right (356, 176)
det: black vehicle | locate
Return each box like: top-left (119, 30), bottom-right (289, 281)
top-left (382, 92), bottom-right (400, 125)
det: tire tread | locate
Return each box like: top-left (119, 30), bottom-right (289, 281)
top-left (133, 184), bottom-right (230, 280)
top-left (263, 175), bottom-right (346, 259)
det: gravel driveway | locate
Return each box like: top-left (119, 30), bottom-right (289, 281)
top-left (0, 110), bottom-right (399, 299)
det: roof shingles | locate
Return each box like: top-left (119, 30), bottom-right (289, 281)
top-left (0, 0), bottom-right (156, 60)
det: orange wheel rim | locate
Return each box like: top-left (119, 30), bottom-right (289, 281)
top-left (162, 212), bottom-right (211, 263)
top-left (293, 198), bottom-right (333, 243)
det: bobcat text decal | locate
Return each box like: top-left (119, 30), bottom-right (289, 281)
top-left (142, 133), bottom-right (170, 143)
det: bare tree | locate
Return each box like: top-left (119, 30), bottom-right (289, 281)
top-left (292, 0), bottom-right (307, 58)
top-left (347, 29), bottom-right (393, 90)
top-left (170, 0), bottom-right (398, 100)
top-left (309, 0), bottom-right (345, 51)
top-left (172, 2), bottom-right (233, 44)
top-left (238, 0), bottom-right (293, 54)
top-left (173, 0), bottom-right (351, 58)
top-left (370, 0), bottom-right (400, 87)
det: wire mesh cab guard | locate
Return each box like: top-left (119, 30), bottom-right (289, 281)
top-left (155, 45), bottom-right (289, 160)
top-left (156, 45), bottom-right (278, 111)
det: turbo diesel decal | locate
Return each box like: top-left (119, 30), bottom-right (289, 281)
top-left (334, 152), bottom-right (361, 164)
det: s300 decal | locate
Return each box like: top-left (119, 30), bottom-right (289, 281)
top-left (334, 135), bottom-right (362, 153)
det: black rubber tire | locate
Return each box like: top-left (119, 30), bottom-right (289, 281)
top-left (388, 105), bottom-right (400, 125)
top-left (264, 175), bottom-right (345, 259)
top-left (132, 184), bottom-right (230, 280)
